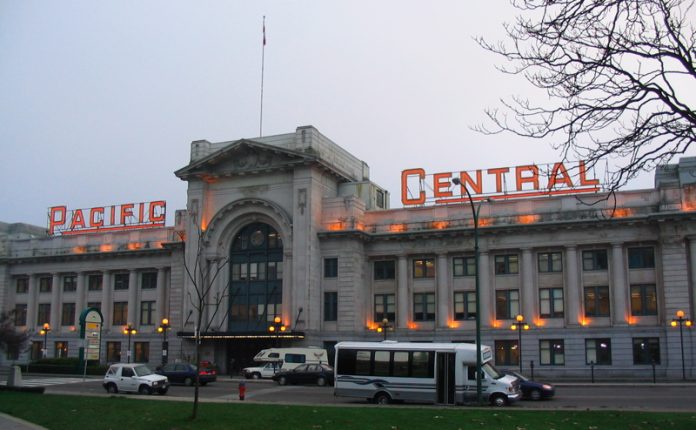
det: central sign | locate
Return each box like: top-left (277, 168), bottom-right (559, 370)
top-left (401, 160), bottom-right (601, 206)
top-left (48, 200), bottom-right (166, 236)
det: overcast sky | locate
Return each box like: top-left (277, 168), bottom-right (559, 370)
top-left (1, 1), bottom-right (686, 228)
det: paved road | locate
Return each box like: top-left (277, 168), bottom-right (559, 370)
top-left (36, 376), bottom-right (696, 411)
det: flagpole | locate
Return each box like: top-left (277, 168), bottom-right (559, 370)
top-left (259, 15), bottom-right (266, 137)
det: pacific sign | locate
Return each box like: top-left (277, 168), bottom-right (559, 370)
top-left (401, 160), bottom-right (600, 206)
top-left (48, 200), bottom-right (166, 236)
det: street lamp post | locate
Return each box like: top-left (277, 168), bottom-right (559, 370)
top-left (39, 323), bottom-right (51, 358)
top-left (268, 316), bottom-right (286, 347)
top-left (376, 318), bottom-right (393, 340)
top-left (451, 177), bottom-right (485, 405)
top-left (122, 324), bottom-right (137, 363)
top-left (158, 318), bottom-right (170, 365)
top-left (510, 314), bottom-right (530, 373)
top-left (670, 310), bottom-right (693, 380)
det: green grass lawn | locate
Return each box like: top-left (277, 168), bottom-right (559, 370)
top-left (1, 392), bottom-right (694, 430)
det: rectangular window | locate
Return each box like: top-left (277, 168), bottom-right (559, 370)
top-left (539, 288), bottom-right (564, 318)
top-left (63, 275), bottom-right (77, 292)
top-left (114, 273), bottom-right (129, 290)
top-left (87, 301), bottom-right (101, 312)
top-left (585, 338), bottom-right (612, 365)
top-left (374, 260), bottom-right (396, 280)
top-left (583, 249), bottom-right (608, 271)
top-left (633, 337), bottom-right (660, 364)
top-left (140, 301), bottom-right (155, 325)
top-left (106, 341), bottom-right (121, 362)
top-left (134, 342), bottom-right (149, 363)
top-left (540, 339), bottom-right (565, 365)
top-left (453, 257), bottom-right (476, 277)
top-left (495, 340), bottom-right (519, 366)
top-left (413, 293), bottom-right (435, 321)
top-left (113, 302), bottom-right (128, 326)
top-left (39, 276), bottom-right (52, 293)
top-left (324, 292), bottom-right (338, 321)
top-left (37, 303), bottom-right (51, 326)
top-left (413, 258), bottom-right (435, 278)
top-left (453, 291), bottom-right (476, 320)
top-left (630, 285), bottom-right (657, 316)
top-left (374, 350), bottom-right (390, 376)
top-left (495, 254), bottom-right (519, 275)
top-left (538, 252), bottom-right (563, 273)
top-left (141, 272), bottom-right (157, 289)
top-left (374, 294), bottom-right (395, 322)
top-left (55, 341), bottom-right (68, 359)
top-left (584, 286), bottom-right (610, 317)
top-left (31, 341), bottom-right (43, 360)
top-left (16, 277), bottom-right (29, 294)
top-left (14, 304), bottom-right (27, 326)
top-left (88, 274), bottom-right (103, 291)
top-left (61, 303), bottom-right (75, 326)
top-left (324, 258), bottom-right (338, 278)
top-left (628, 247), bottom-right (655, 269)
top-left (495, 289), bottom-right (520, 320)
top-left (267, 261), bottom-right (283, 280)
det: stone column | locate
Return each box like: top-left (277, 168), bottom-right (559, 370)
top-left (437, 253), bottom-right (450, 327)
top-left (565, 246), bottom-right (580, 326)
top-left (282, 252), bottom-right (293, 328)
top-left (128, 270), bottom-right (138, 326)
top-left (521, 248), bottom-right (536, 321)
top-left (156, 267), bottom-right (167, 324)
top-left (27, 274), bottom-right (38, 330)
top-left (611, 243), bottom-right (627, 325)
top-left (478, 251), bottom-right (491, 327)
top-left (75, 272), bottom-right (86, 326)
top-left (397, 255), bottom-right (409, 329)
top-left (101, 271), bottom-right (112, 331)
top-left (50, 273), bottom-right (61, 329)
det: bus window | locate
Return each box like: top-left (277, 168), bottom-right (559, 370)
top-left (355, 350), bottom-right (371, 375)
top-left (482, 362), bottom-right (503, 379)
top-left (337, 349), bottom-right (356, 374)
top-left (411, 351), bottom-right (433, 378)
top-left (374, 351), bottom-right (390, 376)
top-left (393, 352), bottom-right (409, 377)
top-left (467, 365), bottom-right (476, 381)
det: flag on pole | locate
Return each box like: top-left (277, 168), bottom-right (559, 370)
top-left (263, 16), bottom-right (266, 46)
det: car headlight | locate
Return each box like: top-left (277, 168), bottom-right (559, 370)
top-left (542, 384), bottom-right (553, 390)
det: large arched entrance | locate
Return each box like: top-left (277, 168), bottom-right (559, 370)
top-left (226, 222), bottom-right (283, 372)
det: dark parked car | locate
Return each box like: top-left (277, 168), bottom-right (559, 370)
top-left (502, 369), bottom-right (554, 400)
top-left (272, 363), bottom-right (334, 386)
top-left (155, 363), bottom-right (217, 386)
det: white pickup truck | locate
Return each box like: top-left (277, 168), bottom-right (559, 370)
top-left (243, 362), bottom-right (283, 379)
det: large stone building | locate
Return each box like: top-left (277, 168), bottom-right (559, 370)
top-left (1, 125), bottom-right (694, 379)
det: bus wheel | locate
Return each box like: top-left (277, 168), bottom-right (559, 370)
top-left (490, 394), bottom-right (507, 407)
top-left (374, 392), bottom-right (391, 405)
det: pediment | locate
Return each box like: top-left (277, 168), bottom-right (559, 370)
top-left (175, 139), bottom-right (316, 180)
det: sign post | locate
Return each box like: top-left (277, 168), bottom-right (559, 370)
top-left (79, 307), bottom-right (104, 381)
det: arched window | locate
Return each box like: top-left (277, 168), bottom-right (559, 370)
top-left (228, 223), bottom-right (283, 331)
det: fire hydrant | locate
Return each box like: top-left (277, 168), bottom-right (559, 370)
top-left (238, 381), bottom-right (246, 401)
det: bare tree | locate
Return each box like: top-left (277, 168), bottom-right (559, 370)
top-left (178, 213), bottom-right (229, 420)
top-left (476, 0), bottom-right (696, 192)
top-left (0, 311), bottom-right (30, 360)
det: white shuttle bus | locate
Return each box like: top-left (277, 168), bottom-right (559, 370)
top-left (333, 341), bottom-right (521, 406)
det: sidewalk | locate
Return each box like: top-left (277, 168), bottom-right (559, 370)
top-left (0, 413), bottom-right (47, 430)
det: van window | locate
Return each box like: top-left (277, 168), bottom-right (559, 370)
top-left (268, 352), bottom-right (280, 359)
top-left (285, 353), bottom-right (306, 364)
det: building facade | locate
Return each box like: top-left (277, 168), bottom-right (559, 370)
top-left (1, 125), bottom-right (694, 379)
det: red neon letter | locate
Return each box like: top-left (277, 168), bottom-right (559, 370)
top-left (433, 172), bottom-right (453, 198)
top-left (90, 207), bottom-right (104, 227)
top-left (457, 170), bottom-right (483, 195)
top-left (487, 167), bottom-right (510, 193)
top-left (149, 201), bottom-right (166, 223)
top-left (401, 169), bottom-right (426, 205)
top-left (548, 162), bottom-right (574, 189)
top-left (579, 160), bottom-right (600, 186)
top-left (69, 209), bottom-right (86, 230)
top-left (120, 203), bottom-right (135, 225)
top-left (48, 206), bottom-right (67, 235)
top-left (516, 165), bottom-right (539, 191)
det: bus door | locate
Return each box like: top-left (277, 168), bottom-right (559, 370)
top-left (436, 352), bottom-right (456, 405)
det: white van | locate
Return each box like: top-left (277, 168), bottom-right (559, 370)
top-left (253, 347), bottom-right (329, 370)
